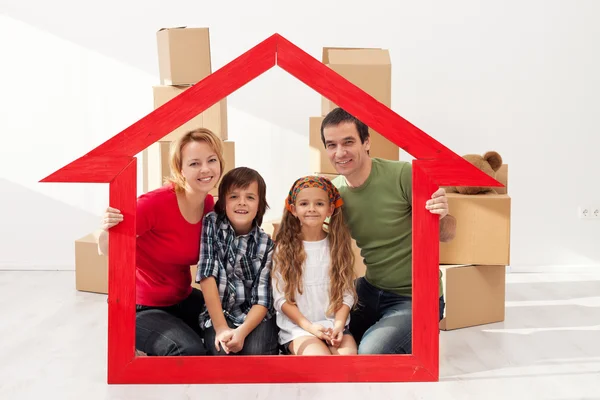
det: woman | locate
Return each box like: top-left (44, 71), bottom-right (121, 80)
top-left (98, 128), bottom-right (224, 356)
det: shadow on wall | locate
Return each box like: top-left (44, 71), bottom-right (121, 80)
top-left (0, 179), bottom-right (102, 270)
top-left (0, 3), bottom-right (321, 136)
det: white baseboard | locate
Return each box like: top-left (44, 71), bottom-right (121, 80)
top-left (0, 263), bottom-right (74, 271)
top-left (509, 264), bottom-right (600, 273)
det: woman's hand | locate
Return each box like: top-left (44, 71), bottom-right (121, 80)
top-left (102, 207), bottom-right (123, 231)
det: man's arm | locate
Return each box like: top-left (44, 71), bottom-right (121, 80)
top-left (439, 214), bottom-right (456, 242)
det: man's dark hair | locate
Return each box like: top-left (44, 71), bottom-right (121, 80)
top-left (320, 107), bottom-right (370, 147)
top-left (215, 167), bottom-right (269, 227)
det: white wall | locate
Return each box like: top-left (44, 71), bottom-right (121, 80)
top-left (0, 0), bottom-right (598, 270)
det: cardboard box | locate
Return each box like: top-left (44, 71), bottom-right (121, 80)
top-left (309, 116), bottom-right (399, 174)
top-left (153, 85), bottom-right (228, 141)
top-left (439, 264), bottom-right (506, 330)
top-left (264, 220), bottom-right (366, 278)
top-left (75, 231), bottom-right (108, 294)
top-left (321, 47), bottom-right (391, 114)
top-left (156, 27), bottom-right (211, 85)
top-left (439, 193), bottom-right (511, 265)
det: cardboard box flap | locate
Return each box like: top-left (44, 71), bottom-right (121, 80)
top-left (325, 48), bottom-right (390, 65)
top-left (76, 230), bottom-right (103, 244)
top-left (322, 47), bottom-right (383, 63)
top-left (157, 26), bottom-right (187, 32)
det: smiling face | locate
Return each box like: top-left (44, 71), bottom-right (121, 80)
top-left (291, 187), bottom-right (334, 229)
top-left (322, 121), bottom-right (371, 179)
top-left (224, 181), bottom-right (260, 235)
top-left (180, 140), bottom-right (222, 193)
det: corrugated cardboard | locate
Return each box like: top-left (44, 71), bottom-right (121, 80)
top-left (153, 85), bottom-right (228, 141)
top-left (439, 193), bottom-right (511, 265)
top-left (75, 231), bottom-right (108, 294)
top-left (264, 220), bottom-right (366, 278)
top-left (156, 27), bottom-right (211, 85)
top-left (439, 264), bottom-right (506, 330)
top-left (309, 116), bottom-right (399, 174)
top-left (321, 47), bottom-right (391, 113)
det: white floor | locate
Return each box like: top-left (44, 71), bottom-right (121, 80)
top-left (0, 271), bottom-right (599, 400)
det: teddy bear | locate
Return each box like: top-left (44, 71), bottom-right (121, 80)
top-left (444, 151), bottom-right (503, 195)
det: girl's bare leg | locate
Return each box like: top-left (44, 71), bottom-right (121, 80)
top-left (290, 336), bottom-right (332, 355)
top-left (329, 334), bottom-right (357, 355)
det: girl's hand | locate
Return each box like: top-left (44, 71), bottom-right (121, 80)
top-left (102, 207), bottom-right (124, 231)
top-left (307, 323), bottom-right (333, 342)
top-left (327, 325), bottom-right (344, 348)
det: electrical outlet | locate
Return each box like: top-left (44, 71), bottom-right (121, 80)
top-left (579, 206), bottom-right (600, 219)
top-left (578, 206), bottom-right (591, 218)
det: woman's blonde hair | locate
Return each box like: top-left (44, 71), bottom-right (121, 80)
top-left (272, 205), bottom-right (357, 317)
top-left (166, 128), bottom-right (225, 192)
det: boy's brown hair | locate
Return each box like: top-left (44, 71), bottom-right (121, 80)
top-left (214, 167), bottom-right (269, 227)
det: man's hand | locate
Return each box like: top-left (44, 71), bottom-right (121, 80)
top-left (426, 188), bottom-right (449, 219)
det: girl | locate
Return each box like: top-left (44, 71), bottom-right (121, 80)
top-left (196, 167), bottom-right (279, 356)
top-left (98, 127), bottom-right (224, 356)
top-left (271, 176), bottom-right (358, 355)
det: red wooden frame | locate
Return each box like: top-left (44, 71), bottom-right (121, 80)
top-left (41, 33), bottom-right (502, 384)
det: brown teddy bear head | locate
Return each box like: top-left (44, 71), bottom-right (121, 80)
top-left (447, 151), bottom-right (503, 194)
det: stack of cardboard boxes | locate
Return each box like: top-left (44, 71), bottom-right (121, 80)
top-left (439, 165), bottom-right (511, 330)
top-left (75, 27), bottom-right (233, 294)
top-left (144, 27), bottom-right (234, 198)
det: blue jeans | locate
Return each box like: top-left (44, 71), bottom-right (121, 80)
top-left (349, 277), bottom-right (445, 355)
top-left (203, 316), bottom-right (279, 355)
top-left (135, 288), bottom-right (206, 356)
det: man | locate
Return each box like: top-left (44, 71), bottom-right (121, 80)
top-left (321, 107), bottom-right (456, 355)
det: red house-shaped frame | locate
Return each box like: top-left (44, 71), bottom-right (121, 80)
top-left (41, 33), bottom-right (501, 384)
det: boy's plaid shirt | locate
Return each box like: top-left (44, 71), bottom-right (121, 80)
top-left (196, 211), bottom-right (275, 329)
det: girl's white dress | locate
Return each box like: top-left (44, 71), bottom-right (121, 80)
top-left (271, 237), bottom-right (355, 345)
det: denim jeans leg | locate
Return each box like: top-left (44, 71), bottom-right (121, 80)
top-left (349, 277), bottom-right (379, 345)
top-left (204, 318), bottom-right (279, 355)
top-left (135, 288), bottom-right (207, 356)
top-left (357, 294), bottom-right (413, 355)
top-left (357, 294), bottom-right (447, 355)
top-left (136, 309), bottom-right (206, 356)
top-left (172, 288), bottom-right (206, 339)
top-left (240, 317), bottom-right (279, 355)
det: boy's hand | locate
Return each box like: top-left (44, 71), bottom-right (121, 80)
top-left (226, 328), bottom-right (248, 353)
top-left (215, 328), bottom-right (235, 354)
